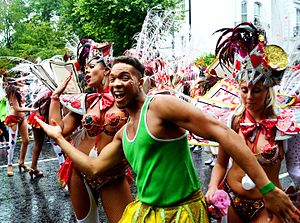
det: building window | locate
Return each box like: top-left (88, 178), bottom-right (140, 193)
top-left (254, 2), bottom-right (261, 26)
top-left (294, 8), bottom-right (300, 37)
top-left (254, 2), bottom-right (261, 17)
top-left (241, 0), bottom-right (247, 22)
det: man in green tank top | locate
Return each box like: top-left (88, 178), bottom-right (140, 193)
top-left (37, 56), bottom-right (300, 223)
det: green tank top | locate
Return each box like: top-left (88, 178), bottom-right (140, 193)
top-left (0, 98), bottom-right (7, 122)
top-left (123, 96), bottom-right (200, 206)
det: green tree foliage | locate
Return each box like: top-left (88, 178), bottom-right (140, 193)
top-left (0, 0), bottom-right (65, 72)
top-left (0, 0), bottom-right (182, 74)
top-left (0, 0), bottom-right (29, 47)
top-left (59, 0), bottom-right (182, 55)
top-left (12, 21), bottom-right (66, 60)
top-left (28, 0), bottom-right (61, 22)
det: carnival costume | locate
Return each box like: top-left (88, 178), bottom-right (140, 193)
top-left (57, 38), bottom-right (132, 186)
top-left (4, 85), bottom-right (26, 168)
top-left (50, 38), bottom-right (132, 222)
top-left (223, 180), bottom-right (264, 220)
top-left (4, 57), bottom-right (75, 171)
top-left (224, 113), bottom-right (285, 220)
top-left (58, 90), bottom-right (130, 191)
top-left (205, 22), bottom-right (300, 219)
top-left (27, 88), bottom-right (66, 167)
top-left (119, 96), bottom-right (209, 223)
top-left (4, 115), bottom-right (23, 166)
top-left (4, 115), bottom-right (24, 127)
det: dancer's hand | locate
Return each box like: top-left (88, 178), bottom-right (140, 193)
top-left (205, 186), bottom-right (218, 204)
top-left (264, 187), bottom-right (300, 222)
top-left (51, 72), bottom-right (73, 98)
top-left (34, 117), bottom-right (63, 141)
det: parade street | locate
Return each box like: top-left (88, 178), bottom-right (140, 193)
top-left (0, 139), bottom-right (293, 223)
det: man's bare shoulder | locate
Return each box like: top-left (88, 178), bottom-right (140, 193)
top-left (149, 94), bottom-right (186, 111)
top-left (149, 94), bottom-right (178, 107)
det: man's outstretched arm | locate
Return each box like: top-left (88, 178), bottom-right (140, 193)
top-left (36, 117), bottom-right (124, 176)
top-left (153, 95), bottom-right (300, 222)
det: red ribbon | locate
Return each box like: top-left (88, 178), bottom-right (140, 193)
top-left (240, 110), bottom-right (277, 152)
top-left (240, 119), bottom-right (277, 141)
top-left (86, 92), bottom-right (114, 111)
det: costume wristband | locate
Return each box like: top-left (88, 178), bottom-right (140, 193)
top-left (51, 95), bottom-right (60, 102)
top-left (259, 182), bottom-right (275, 195)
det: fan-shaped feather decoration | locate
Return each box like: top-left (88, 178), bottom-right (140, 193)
top-left (288, 37), bottom-right (300, 66)
top-left (132, 7), bottom-right (178, 63)
top-left (279, 66), bottom-right (300, 95)
top-left (279, 37), bottom-right (300, 95)
top-left (2, 59), bottom-right (45, 107)
top-left (130, 6), bottom-right (197, 93)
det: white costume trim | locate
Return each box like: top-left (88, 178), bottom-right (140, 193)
top-left (76, 181), bottom-right (99, 223)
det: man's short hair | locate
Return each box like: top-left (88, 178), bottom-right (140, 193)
top-left (113, 56), bottom-right (145, 79)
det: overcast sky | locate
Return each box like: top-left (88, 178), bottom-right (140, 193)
top-left (188, 0), bottom-right (237, 56)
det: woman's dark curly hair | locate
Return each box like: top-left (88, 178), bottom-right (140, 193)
top-left (5, 84), bottom-right (22, 106)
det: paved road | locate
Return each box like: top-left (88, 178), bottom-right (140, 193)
top-left (0, 141), bottom-right (292, 223)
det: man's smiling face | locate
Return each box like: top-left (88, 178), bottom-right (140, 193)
top-left (109, 63), bottom-right (142, 109)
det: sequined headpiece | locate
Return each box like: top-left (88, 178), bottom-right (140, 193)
top-left (77, 38), bottom-right (113, 72)
top-left (214, 22), bottom-right (288, 87)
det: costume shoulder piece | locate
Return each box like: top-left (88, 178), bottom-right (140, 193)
top-left (60, 93), bottom-right (87, 115)
top-left (275, 110), bottom-right (300, 140)
top-left (276, 64), bottom-right (300, 140)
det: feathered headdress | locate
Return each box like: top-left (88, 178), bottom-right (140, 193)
top-left (214, 22), bottom-right (288, 87)
top-left (77, 38), bottom-right (113, 72)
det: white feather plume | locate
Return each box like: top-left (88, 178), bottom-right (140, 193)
top-left (65, 35), bottom-right (80, 58)
top-left (132, 8), bottom-right (178, 63)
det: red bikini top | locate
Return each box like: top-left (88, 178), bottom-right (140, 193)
top-left (82, 111), bottom-right (128, 137)
top-left (82, 92), bottom-right (128, 137)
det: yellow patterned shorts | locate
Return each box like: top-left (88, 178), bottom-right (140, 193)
top-left (119, 190), bottom-right (210, 223)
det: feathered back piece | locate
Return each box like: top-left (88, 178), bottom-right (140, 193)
top-left (126, 7), bottom-right (196, 92)
top-left (279, 64), bottom-right (300, 95)
top-left (214, 22), bottom-right (288, 87)
top-left (130, 8), bottom-right (177, 64)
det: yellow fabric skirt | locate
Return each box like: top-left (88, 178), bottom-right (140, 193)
top-left (119, 190), bottom-right (210, 223)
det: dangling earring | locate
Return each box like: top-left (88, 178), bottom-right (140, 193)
top-left (102, 76), bottom-right (106, 85)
